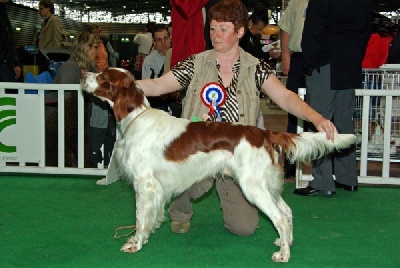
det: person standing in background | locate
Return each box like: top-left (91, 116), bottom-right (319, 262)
top-left (37, 0), bottom-right (63, 74)
top-left (50, 32), bottom-right (115, 168)
top-left (169, 0), bottom-right (210, 69)
top-left (88, 24), bottom-right (117, 166)
top-left (387, 30), bottom-right (400, 64)
top-left (38, 0), bottom-right (63, 49)
top-left (294, 0), bottom-right (372, 196)
top-left (163, 22), bottom-right (173, 74)
top-left (239, 5), bottom-right (271, 130)
top-left (133, 22), bottom-right (156, 79)
top-left (0, 0), bottom-right (21, 83)
top-left (91, 24), bottom-right (108, 72)
top-left (90, 24), bottom-right (117, 70)
top-left (277, 0), bottom-right (308, 178)
top-left (143, 25), bottom-right (181, 117)
top-left (47, 32), bottom-right (100, 167)
top-left (142, 26), bottom-right (171, 80)
top-left (240, 5), bottom-right (282, 61)
top-left (239, 5), bottom-right (270, 60)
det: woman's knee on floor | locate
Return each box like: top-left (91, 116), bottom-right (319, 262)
top-left (224, 218), bottom-right (259, 236)
top-left (216, 178), bottom-right (259, 236)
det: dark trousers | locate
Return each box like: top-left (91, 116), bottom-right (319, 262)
top-left (87, 101), bottom-right (116, 166)
top-left (284, 53), bottom-right (306, 177)
top-left (285, 52), bottom-right (306, 134)
top-left (37, 50), bottom-right (50, 74)
top-left (306, 64), bottom-right (357, 191)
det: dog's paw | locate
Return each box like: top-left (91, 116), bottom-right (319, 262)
top-left (121, 241), bottom-right (140, 253)
top-left (272, 251), bottom-right (290, 262)
top-left (120, 236), bottom-right (148, 253)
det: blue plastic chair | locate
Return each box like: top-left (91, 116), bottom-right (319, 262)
top-left (25, 71), bottom-right (53, 94)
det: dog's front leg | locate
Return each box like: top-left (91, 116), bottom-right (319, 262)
top-left (121, 176), bottom-right (164, 253)
top-left (121, 190), bottom-right (147, 253)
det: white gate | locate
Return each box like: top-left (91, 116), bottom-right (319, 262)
top-left (0, 82), bottom-right (112, 178)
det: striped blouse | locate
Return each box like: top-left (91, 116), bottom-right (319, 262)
top-left (172, 54), bottom-right (275, 122)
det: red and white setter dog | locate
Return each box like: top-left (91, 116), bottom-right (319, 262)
top-left (81, 68), bottom-right (356, 263)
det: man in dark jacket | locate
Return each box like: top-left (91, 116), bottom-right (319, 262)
top-left (0, 0), bottom-right (21, 83)
top-left (295, 0), bottom-right (372, 196)
top-left (387, 30), bottom-right (400, 64)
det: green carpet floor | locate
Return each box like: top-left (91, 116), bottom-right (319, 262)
top-left (0, 175), bottom-right (399, 267)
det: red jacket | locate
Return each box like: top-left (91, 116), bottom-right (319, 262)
top-left (170, 0), bottom-right (210, 68)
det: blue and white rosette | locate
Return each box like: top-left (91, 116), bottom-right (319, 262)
top-left (200, 82), bottom-right (227, 122)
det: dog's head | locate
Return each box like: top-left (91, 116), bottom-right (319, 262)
top-left (81, 68), bottom-right (148, 121)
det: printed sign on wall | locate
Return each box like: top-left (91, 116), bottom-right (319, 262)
top-left (0, 94), bottom-right (42, 163)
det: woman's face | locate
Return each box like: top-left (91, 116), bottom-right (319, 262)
top-left (210, 20), bottom-right (244, 53)
top-left (86, 43), bottom-right (98, 63)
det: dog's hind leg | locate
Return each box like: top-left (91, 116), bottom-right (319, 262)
top-left (121, 176), bottom-right (165, 253)
top-left (274, 197), bottom-right (293, 247)
top-left (238, 180), bottom-right (291, 263)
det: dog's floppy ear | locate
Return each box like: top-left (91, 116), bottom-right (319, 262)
top-left (113, 77), bottom-right (145, 121)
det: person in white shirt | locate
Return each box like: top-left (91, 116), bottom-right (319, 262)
top-left (133, 22), bottom-right (156, 79)
top-left (142, 25), bottom-right (171, 79)
top-left (278, 0), bottom-right (308, 178)
top-left (142, 25), bottom-right (181, 117)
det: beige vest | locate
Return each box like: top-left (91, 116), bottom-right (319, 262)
top-left (181, 48), bottom-right (260, 126)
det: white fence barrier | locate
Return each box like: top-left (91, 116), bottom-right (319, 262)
top-left (0, 82), bottom-right (114, 179)
top-left (2, 80), bottom-right (399, 187)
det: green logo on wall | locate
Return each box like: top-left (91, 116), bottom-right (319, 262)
top-left (0, 97), bottom-right (17, 153)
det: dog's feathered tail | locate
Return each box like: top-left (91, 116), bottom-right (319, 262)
top-left (285, 132), bottom-right (357, 164)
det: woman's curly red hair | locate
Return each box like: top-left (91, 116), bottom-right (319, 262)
top-left (208, 0), bottom-right (249, 33)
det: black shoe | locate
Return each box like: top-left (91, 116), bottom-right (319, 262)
top-left (335, 181), bottom-right (358, 192)
top-left (293, 186), bottom-right (336, 196)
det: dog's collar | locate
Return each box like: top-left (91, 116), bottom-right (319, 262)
top-left (123, 108), bottom-right (151, 137)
